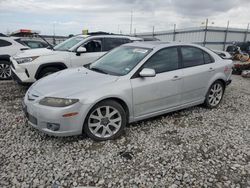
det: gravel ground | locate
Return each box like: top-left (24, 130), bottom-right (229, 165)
top-left (0, 75), bottom-right (250, 188)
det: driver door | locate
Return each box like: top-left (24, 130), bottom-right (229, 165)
top-left (131, 47), bottom-right (183, 118)
top-left (70, 38), bottom-right (106, 67)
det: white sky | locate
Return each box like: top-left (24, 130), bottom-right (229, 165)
top-left (0, 0), bottom-right (250, 36)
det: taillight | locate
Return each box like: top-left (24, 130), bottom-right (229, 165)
top-left (224, 66), bottom-right (230, 73)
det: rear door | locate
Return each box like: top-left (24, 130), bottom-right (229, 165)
top-left (0, 39), bottom-right (16, 55)
top-left (131, 47), bottom-right (183, 117)
top-left (180, 46), bottom-right (215, 104)
top-left (102, 38), bottom-right (130, 52)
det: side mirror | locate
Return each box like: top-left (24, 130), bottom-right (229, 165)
top-left (139, 68), bottom-right (156, 77)
top-left (76, 46), bottom-right (87, 54)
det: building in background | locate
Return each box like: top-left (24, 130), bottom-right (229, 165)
top-left (136, 26), bottom-right (250, 50)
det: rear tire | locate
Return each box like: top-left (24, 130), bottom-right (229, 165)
top-left (204, 80), bottom-right (225, 108)
top-left (38, 67), bottom-right (61, 79)
top-left (0, 60), bottom-right (11, 80)
top-left (83, 100), bottom-right (127, 141)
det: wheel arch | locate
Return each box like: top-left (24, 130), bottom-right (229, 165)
top-left (0, 55), bottom-right (10, 62)
top-left (35, 62), bottom-right (67, 79)
top-left (206, 73), bottom-right (227, 94)
top-left (83, 97), bottom-right (131, 128)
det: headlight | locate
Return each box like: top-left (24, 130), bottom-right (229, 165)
top-left (15, 56), bottom-right (39, 64)
top-left (39, 97), bottom-right (79, 107)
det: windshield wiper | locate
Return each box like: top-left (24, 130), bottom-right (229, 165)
top-left (90, 67), bottom-right (108, 74)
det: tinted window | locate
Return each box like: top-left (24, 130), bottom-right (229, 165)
top-left (25, 41), bottom-right (44, 48)
top-left (0, 39), bottom-right (12, 47)
top-left (181, 47), bottom-right (204, 68)
top-left (83, 39), bottom-right (102, 52)
top-left (143, 47), bottom-right (179, 73)
top-left (103, 38), bottom-right (130, 51)
top-left (203, 52), bottom-right (213, 64)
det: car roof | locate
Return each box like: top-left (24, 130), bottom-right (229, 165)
top-left (123, 41), bottom-right (204, 49)
top-left (75, 34), bottom-right (142, 41)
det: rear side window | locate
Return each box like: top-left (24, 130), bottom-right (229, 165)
top-left (181, 47), bottom-right (205, 68)
top-left (25, 41), bottom-right (43, 48)
top-left (103, 38), bottom-right (130, 51)
top-left (0, 39), bottom-right (12, 47)
top-left (143, 47), bottom-right (179, 74)
top-left (203, 52), bottom-right (214, 64)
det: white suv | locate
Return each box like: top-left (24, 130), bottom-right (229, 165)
top-left (11, 35), bottom-right (142, 84)
top-left (0, 37), bottom-right (29, 80)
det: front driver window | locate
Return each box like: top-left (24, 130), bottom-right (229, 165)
top-left (83, 40), bottom-right (102, 52)
top-left (143, 47), bottom-right (179, 74)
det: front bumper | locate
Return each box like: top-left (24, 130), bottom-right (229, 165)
top-left (10, 58), bottom-right (36, 84)
top-left (23, 95), bottom-right (90, 137)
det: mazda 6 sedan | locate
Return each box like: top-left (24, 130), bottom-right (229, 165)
top-left (23, 42), bottom-right (233, 141)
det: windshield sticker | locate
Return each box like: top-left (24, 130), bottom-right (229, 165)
top-left (133, 49), bottom-right (148, 54)
top-left (125, 68), bottom-right (130, 71)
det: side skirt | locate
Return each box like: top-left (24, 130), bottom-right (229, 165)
top-left (130, 99), bottom-right (205, 123)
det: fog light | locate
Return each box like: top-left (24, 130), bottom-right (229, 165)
top-left (47, 123), bottom-right (60, 131)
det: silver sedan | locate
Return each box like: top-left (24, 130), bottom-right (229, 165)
top-left (23, 42), bottom-right (233, 141)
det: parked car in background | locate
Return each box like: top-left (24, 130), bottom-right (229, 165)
top-left (211, 49), bottom-right (232, 59)
top-left (0, 37), bottom-right (29, 80)
top-left (0, 36), bottom-right (52, 80)
top-left (11, 35), bottom-right (143, 84)
top-left (142, 37), bottom-right (160, 41)
top-left (14, 38), bottom-right (51, 49)
top-left (23, 42), bottom-right (233, 141)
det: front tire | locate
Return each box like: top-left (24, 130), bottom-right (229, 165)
top-left (84, 100), bottom-right (127, 141)
top-left (204, 81), bottom-right (225, 108)
top-left (0, 60), bottom-right (11, 80)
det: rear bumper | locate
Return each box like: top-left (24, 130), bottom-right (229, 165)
top-left (226, 79), bottom-right (232, 86)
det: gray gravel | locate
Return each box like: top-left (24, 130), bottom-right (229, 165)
top-left (0, 75), bottom-right (250, 188)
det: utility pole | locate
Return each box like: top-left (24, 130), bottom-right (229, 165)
top-left (203, 18), bottom-right (208, 47)
top-left (223, 21), bottom-right (230, 51)
top-left (173, 24), bottom-right (176, 41)
top-left (129, 10), bottom-right (133, 35)
top-left (152, 26), bottom-right (155, 37)
top-left (117, 25), bottom-right (120, 34)
top-left (53, 23), bottom-right (56, 45)
top-left (244, 23), bottom-right (249, 42)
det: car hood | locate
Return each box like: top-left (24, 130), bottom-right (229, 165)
top-left (30, 67), bottom-right (119, 98)
top-left (14, 48), bottom-right (68, 58)
top-left (14, 48), bottom-right (58, 58)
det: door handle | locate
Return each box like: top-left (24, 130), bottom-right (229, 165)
top-left (171, 75), bottom-right (182, 81)
top-left (208, 67), bottom-right (215, 72)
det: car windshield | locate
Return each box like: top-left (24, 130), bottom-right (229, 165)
top-left (90, 46), bottom-right (151, 76)
top-left (53, 36), bottom-right (86, 51)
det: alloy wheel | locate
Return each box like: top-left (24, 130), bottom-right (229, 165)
top-left (208, 83), bottom-right (223, 107)
top-left (88, 106), bottom-right (122, 139)
top-left (0, 63), bottom-right (11, 79)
